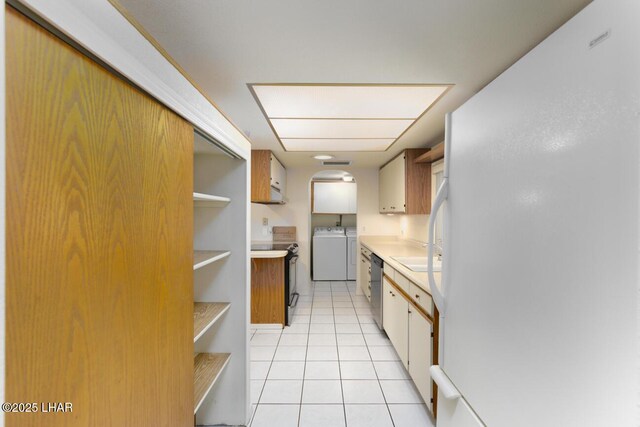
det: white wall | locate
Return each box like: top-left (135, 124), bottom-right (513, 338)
top-left (251, 166), bottom-right (430, 294)
top-left (311, 214), bottom-right (356, 229)
top-left (399, 214), bottom-right (429, 243)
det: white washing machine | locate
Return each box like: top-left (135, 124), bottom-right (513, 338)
top-left (346, 227), bottom-right (357, 281)
top-left (312, 227), bottom-right (346, 281)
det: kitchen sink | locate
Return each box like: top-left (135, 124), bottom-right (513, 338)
top-left (392, 256), bottom-right (442, 272)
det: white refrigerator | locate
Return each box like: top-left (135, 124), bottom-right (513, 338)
top-left (427, 1), bottom-right (640, 426)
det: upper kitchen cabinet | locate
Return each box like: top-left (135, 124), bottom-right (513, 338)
top-left (251, 150), bottom-right (287, 204)
top-left (379, 149), bottom-right (432, 214)
top-left (312, 181), bottom-right (357, 214)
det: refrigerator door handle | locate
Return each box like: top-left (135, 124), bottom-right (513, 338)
top-left (430, 365), bottom-right (461, 400)
top-left (428, 177), bottom-right (448, 313)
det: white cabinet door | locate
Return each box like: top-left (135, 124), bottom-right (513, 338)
top-left (379, 153), bottom-right (406, 213)
top-left (383, 277), bottom-right (409, 369)
top-left (379, 167), bottom-right (388, 212)
top-left (313, 182), bottom-right (356, 214)
top-left (360, 254), bottom-right (371, 298)
top-left (270, 155), bottom-right (286, 196)
top-left (409, 308), bottom-right (433, 411)
top-left (387, 154), bottom-right (406, 213)
top-left (346, 183), bottom-right (357, 213)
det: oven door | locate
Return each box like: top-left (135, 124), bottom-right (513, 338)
top-left (285, 254), bottom-right (299, 326)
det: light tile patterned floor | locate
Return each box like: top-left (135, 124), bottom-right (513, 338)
top-left (249, 281), bottom-right (435, 427)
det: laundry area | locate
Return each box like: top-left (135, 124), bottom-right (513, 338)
top-left (310, 171), bottom-right (358, 281)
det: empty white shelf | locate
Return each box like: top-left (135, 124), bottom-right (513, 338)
top-left (193, 250), bottom-right (231, 270)
top-left (193, 192), bottom-right (230, 207)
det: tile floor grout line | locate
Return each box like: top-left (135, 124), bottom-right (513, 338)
top-left (331, 282), bottom-right (348, 427)
top-left (296, 282), bottom-right (317, 427)
top-left (249, 325), bottom-right (284, 426)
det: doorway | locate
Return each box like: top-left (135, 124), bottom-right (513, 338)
top-left (309, 170), bottom-right (357, 282)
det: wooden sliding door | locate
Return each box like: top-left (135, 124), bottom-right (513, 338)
top-left (6, 6), bottom-right (193, 426)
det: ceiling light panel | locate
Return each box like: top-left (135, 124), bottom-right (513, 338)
top-left (253, 85), bottom-right (449, 119)
top-left (250, 84), bottom-right (452, 152)
top-left (271, 119), bottom-right (412, 139)
top-left (285, 139), bottom-right (393, 152)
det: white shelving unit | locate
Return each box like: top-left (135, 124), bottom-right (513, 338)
top-left (192, 132), bottom-right (249, 425)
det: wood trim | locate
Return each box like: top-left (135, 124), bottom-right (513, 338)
top-left (383, 274), bottom-right (433, 323)
top-left (251, 150), bottom-right (272, 202)
top-left (405, 149), bottom-right (432, 215)
top-left (6, 7), bottom-right (194, 424)
top-left (415, 142), bottom-right (445, 163)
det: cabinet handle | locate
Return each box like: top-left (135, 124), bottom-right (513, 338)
top-left (275, 181), bottom-right (280, 185)
top-left (415, 294), bottom-right (420, 299)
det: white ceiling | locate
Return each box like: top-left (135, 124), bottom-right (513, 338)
top-left (116, 0), bottom-right (591, 168)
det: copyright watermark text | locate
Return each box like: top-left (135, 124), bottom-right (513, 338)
top-left (2, 402), bottom-right (73, 413)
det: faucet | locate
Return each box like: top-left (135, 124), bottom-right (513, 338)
top-left (422, 241), bottom-right (443, 261)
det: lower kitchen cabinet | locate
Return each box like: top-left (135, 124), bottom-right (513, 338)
top-left (409, 306), bottom-right (434, 410)
top-left (359, 246), bottom-right (372, 300)
top-left (383, 276), bottom-right (409, 369)
top-left (251, 257), bottom-right (285, 325)
top-left (383, 271), bottom-right (437, 416)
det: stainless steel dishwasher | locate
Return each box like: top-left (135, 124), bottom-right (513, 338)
top-left (370, 254), bottom-right (384, 329)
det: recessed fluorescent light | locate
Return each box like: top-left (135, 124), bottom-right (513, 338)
top-left (271, 119), bottom-right (413, 139)
top-left (249, 84), bottom-right (453, 152)
top-left (285, 139), bottom-right (393, 152)
top-left (313, 154), bottom-right (334, 160)
top-left (342, 176), bottom-right (354, 182)
top-left (252, 85), bottom-right (449, 119)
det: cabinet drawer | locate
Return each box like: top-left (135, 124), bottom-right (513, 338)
top-left (410, 283), bottom-right (433, 317)
top-left (394, 272), bottom-right (411, 294)
top-left (384, 265), bottom-right (396, 281)
top-left (361, 246), bottom-right (372, 258)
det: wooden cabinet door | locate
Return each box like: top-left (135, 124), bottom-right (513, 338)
top-left (6, 7), bottom-right (193, 426)
top-left (409, 308), bottom-right (434, 411)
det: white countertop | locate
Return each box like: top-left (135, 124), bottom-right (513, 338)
top-left (359, 236), bottom-right (441, 296)
top-left (250, 250), bottom-right (288, 259)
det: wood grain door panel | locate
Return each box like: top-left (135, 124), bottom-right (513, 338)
top-left (6, 7), bottom-right (194, 426)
